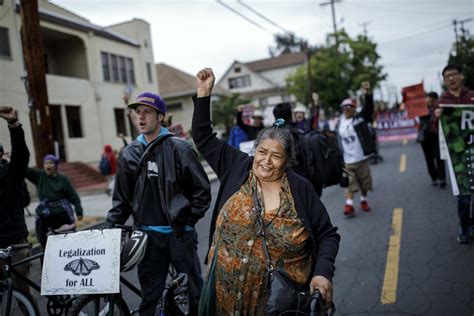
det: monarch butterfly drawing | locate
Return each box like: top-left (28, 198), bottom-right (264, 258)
top-left (64, 257), bottom-right (100, 276)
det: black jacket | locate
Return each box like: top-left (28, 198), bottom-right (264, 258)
top-left (339, 94), bottom-right (376, 156)
top-left (0, 124), bottom-right (29, 247)
top-left (107, 133), bottom-right (211, 232)
top-left (192, 96), bottom-right (340, 282)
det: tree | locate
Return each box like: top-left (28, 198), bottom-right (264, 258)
top-left (268, 32), bottom-right (306, 57)
top-left (448, 35), bottom-right (474, 89)
top-left (211, 93), bottom-right (250, 138)
top-left (286, 29), bottom-right (386, 112)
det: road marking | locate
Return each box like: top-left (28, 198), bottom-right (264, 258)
top-left (381, 208), bottom-right (403, 304)
top-left (402, 139), bottom-right (408, 145)
top-left (399, 154), bottom-right (406, 172)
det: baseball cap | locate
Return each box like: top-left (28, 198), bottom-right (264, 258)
top-left (128, 92), bottom-right (167, 114)
top-left (252, 110), bottom-right (264, 118)
top-left (340, 98), bottom-right (355, 108)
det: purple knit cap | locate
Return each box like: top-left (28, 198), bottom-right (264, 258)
top-left (43, 154), bottom-right (59, 166)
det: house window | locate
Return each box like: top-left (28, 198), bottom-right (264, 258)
top-left (119, 56), bottom-right (127, 83)
top-left (101, 52), bottom-right (135, 85)
top-left (234, 67), bottom-right (241, 73)
top-left (101, 52), bottom-right (110, 81)
top-left (146, 62), bottom-right (153, 83)
top-left (228, 75), bottom-right (251, 89)
top-left (0, 27), bottom-right (10, 58)
top-left (65, 106), bottom-right (83, 138)
top-left (110, 54), bottom-right (119, 82)
top-left (114, 108), bottom-right (128, 136)
top-left (167, 103), bottom-right (183, 111)
top-left (127, 58), bottom-right (135, 84)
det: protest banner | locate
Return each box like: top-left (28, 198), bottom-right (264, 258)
top-left (439, 104), bottom-right (474, 195)
top-left (41, 229), bottom-right (121, 295)
top-left (402, 83), bottom-right (428, 119)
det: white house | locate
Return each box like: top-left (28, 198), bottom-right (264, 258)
top-left (0, 0), bottom-right (156, 164)
top-left (218, 52), bottom-right (307, 125)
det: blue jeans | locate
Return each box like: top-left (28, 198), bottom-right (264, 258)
top-left (137, 230), bottom-right (203, 316)
top-left (457, 195), bottom-right (474, 234)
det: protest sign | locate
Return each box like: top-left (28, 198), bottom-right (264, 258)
top-left (402, 83), bottom-right (428, 119)
top-left (439, 104), bottom-right (474, 195)
top-left (41, 229), bottom-right (121, 295)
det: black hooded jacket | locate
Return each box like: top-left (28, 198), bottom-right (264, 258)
top-left (0, 125), bottom-right (30, 247)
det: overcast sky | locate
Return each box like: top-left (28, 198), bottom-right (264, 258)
top-left (51, 0), bottom-right (473, 104)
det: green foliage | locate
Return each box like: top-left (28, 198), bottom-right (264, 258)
top-left (286, 30), bottom-right (386, 112)
top-left (211, 94), bottom-right (250, 137)
top-left (448, 36), bottom-right (474, 90)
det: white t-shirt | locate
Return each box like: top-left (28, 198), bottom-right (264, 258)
top-left (338, 116), bottom-right (368, 164)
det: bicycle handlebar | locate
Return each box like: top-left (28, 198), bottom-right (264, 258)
top-left (166, 273), bottom-right (187, 291)
top-left (114, 224), bottom-right (135, 232)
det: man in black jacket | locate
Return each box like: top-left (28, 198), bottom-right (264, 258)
top-left (337, 82), bottom-right (375, 217)
top-left (107, 92), bottom-right (211, 315)
top-left (0, 106), bottom-right (32, 299)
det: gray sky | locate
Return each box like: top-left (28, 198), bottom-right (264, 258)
top-left (52, 0), bottom-right (473, 104)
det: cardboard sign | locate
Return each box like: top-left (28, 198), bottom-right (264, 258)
top-left (439, 104), bottom-right (474, 195)
top-left (41, 229), bottom-right (121, 295)
top-left (402, 83), bottom-right (428, 119)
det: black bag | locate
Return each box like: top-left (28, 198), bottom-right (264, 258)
top-left (299, 131), bottom-right (344, 189)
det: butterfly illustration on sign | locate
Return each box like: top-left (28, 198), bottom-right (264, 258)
top-left (64, 257), bottom-right (100, 276)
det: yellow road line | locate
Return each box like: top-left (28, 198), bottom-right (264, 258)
top-left (402, 139), bottom-right (408, 145)
top-left (399, 154), bottom-right (406, 172)
top-left (381, 208), bottom-right (403, 304)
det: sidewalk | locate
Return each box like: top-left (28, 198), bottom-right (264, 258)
top-left (25, 160), bottom-right (218, 232)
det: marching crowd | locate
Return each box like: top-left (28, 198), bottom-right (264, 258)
top-left (0, 63), bottom-right (473, 315)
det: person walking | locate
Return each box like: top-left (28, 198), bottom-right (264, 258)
top-left (100, 144), bottom-right (117, 195)
top-left (236, 105), bottom-right (264, 140)
top-left (0, 106), bottom-right (33, 301)
top-left (417, 92), bottom-right (446, 187)
top-left (434, 64), bottom-right (474, 244)
top-left (26, 155), bottom-right (83, 248)
top-left (192, 68), bottom-right (339, 315)
top-left (338, 82), bottom-right (376, 217)
top-left (107, 92), bottom-right (211, 315)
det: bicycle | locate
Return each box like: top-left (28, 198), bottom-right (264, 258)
top-left (277, 290), bottom-right (336, 316)
top-left (0, 243), bottom-right (38, 316)
top-left (67, 224), bottom-right (190, 316)
top-left (1, 225), bottom-right (82, 316)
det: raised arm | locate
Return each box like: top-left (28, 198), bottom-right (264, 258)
top-left (359, 81), bottom-right (374, 122)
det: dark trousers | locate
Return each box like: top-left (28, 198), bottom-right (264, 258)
top-left (457, 195), bottom-right (474, 234)
top-left (36, 212), bottom-right (72, 248)
top-left (420, 134), bottom-right (445, 182)
top-left (137, 230), bottom-right (203, 316)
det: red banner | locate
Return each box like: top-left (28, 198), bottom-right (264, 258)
top-left (402, 82), bottom-right (428, 119)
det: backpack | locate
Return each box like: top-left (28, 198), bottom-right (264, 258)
top-left (298, 130), bottom-right (344, 189)
top-left (99, 155), bottom-right (111, 176)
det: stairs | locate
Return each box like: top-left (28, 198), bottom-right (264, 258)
top-left (58, 162), bottom-right (107, 192)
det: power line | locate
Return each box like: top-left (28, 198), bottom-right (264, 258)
top-left (215, 0), bottom-right (273, 35)
top-left (379, 22), bottom-right (452, 45)
top-left (236, 0), bottom-right (290, 34)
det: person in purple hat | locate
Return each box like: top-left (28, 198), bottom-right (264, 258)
top-left (107, 92), bottom-right (211, 315)
top-left (26, 154), bottom-right (83, 248)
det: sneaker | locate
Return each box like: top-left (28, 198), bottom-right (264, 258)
top-left (360, 201), bottom-right (371, 212)
top-left (457, 233), bottom-right (471, 244)
top-left (344, 204), bottom-right (355, 217)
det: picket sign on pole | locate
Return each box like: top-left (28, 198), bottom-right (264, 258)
top-left (41, 228), bottom-right (121, 296)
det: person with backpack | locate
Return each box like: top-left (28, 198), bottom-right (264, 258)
top-left (100, 144), bottom-right (117, 196)
top-left (26, 154), bottom-right (83, 248)
top-left (338, 81), bottom-right (375, 217)
top-left (106, 92), bottom-right (211, 315)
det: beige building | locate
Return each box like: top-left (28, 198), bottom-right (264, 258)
top-left (0, 0), bottom-right (156, 164)
top-left (218, 52), bottom-right (307, 125)
top-left (156, 63), bottom-right (229, 133)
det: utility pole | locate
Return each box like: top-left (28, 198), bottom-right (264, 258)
top-left (20, 0), bottom-right (54, 167)
top-left (360, 21), bottom-right (371, 38)
top-left (320, 0), bottom-right (342, 47)
top-left (453, 19), bottom-right (459, 44)
top-left (459, 18), bottom-right (473, 40)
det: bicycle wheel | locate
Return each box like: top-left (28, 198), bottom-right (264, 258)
top-left (0, 289), bottom-right (39, 316)
top-left (68, 294), bottom-right (130, 316)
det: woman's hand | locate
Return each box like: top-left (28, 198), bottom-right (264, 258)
top-left (196, 68), bottom-right (215, 97)
top-left (310, 275), bottom-right (333, 308)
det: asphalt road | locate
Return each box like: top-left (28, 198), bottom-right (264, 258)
top-left (27, 139), bottom-right (474, 315)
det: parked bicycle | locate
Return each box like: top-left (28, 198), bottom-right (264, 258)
top-left (67, 224), bottom-right (190, 316)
